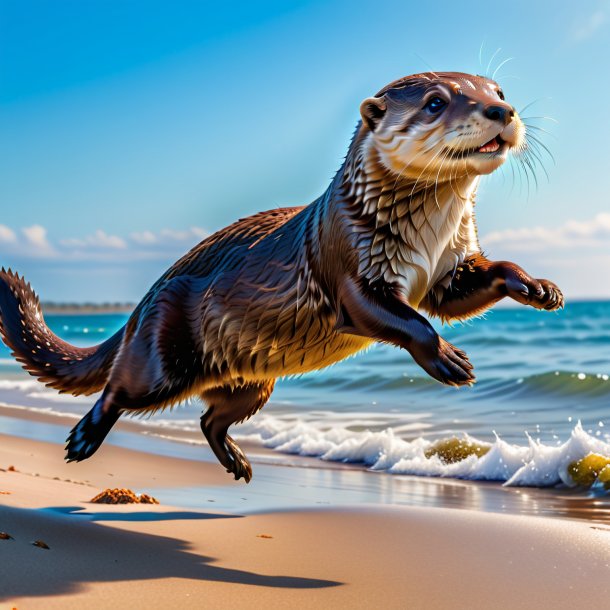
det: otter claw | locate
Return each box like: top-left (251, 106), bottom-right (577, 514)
top-left (225, 436), bottom-right (252, 483)
top-left (428, 338), bottom-right (476, 387)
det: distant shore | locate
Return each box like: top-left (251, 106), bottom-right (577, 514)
top-left (41, 303), bottom-right (135, 315)
top-left (38, 297), bottom-right (610, 316)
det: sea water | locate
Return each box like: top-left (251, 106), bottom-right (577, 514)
top-left (1, 301), bottom-right (609, 488)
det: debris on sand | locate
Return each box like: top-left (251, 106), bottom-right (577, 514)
top-left (257, 534), bottom-right (273, 539)
top-left (90, 488), bottom-right (160, 504)
top-left (32, 540), bottom-right (50, 549)
top-left (0, 531), bottom-right (14, 540)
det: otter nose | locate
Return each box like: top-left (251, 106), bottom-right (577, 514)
top-left (484, 105), bottom-right (514, 125)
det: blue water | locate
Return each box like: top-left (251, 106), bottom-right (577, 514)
top-left (1, 302), bottom-right (609, 441)
top-left (0, 301), bottom-right (609, 486)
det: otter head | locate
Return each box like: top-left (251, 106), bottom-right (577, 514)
top-left (359, 71), bottom-right (525, 180)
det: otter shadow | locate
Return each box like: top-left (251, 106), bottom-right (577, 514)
top-left (0, 505), bottom-right (341, 601)
top-left (45, 505), bottom-right (243, 522)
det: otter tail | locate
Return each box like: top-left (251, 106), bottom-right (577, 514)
top-left (65, 394), bottom-right (120, 462)
top-left (0, 268), bottom-right (124, 396)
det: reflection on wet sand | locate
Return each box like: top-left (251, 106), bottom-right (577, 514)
top-left (155, 460), bottom-right (610, 525)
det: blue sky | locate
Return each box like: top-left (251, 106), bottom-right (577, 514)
top-left (1, 0), bottom-right (609, 301)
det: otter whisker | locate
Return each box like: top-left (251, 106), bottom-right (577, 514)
top-left (485, 47), bottom-right (502, 77)
top-left (524, 132), bottom-right (556, 164)
top-left (391, 137), bottom-right (442, 192)
top-left (491, 57), bottom-right (514, 81)
top-left (520, 115), bottom-right (558, 124)
top-left (518, 98), bottom-right (553, 116)
top-left (413, 52), bottom-right (439, 79)
top-left (408, 145), bottom-right (448, 199)
top-left (523, 143), bottom-right (551, 183)
top-left (434, 148), bottom-right (453, 208)
top-left (520, 152), bottom-right (539, 193)
top-left (478, 39), bottom-right (487, 70)
top-left (522, 123), bottom-right (556, 139)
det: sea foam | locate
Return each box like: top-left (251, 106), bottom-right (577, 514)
top-left (234, 417), bottom-right (610, 488)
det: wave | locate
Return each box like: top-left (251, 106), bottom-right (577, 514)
top-left (281, 369), bottom-right (610, 400)
top-left (2, 388), bottom-right (609, 489)
top-left (234, 418), bottom-right (610, 488)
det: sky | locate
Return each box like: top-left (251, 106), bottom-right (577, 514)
top-left (0, 0), bottom-right (609, 302)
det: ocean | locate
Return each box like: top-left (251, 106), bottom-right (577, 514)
top-left (1, 301), bottom-right (609, 489)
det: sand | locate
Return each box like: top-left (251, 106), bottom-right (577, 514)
top-left (1, 430), bottom-right (610, 609)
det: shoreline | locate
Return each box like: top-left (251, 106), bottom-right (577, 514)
top-left (1, 409), bottom-right (610, 524)
top-left (1, 428), bottom-right (609, 608)
top-left (0, 403), bottom-right (610, 525)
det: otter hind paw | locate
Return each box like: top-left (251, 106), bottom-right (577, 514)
top-left (225, 436), bottom-right (252, 483)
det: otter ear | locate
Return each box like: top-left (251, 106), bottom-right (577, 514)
top-left (360, 96), bottom-right (387, 132)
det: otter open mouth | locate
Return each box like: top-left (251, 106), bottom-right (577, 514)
top-left (476, 135), bottom-right (505, 154)
top-left (447, 135), bottom-right (509, 159)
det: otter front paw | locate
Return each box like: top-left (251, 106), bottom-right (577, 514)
top-left (411, 335), bottom-right (475, 387)
top-left (505, 272), bottom-right (564, 311)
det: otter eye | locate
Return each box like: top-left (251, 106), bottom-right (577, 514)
top-left (497, 89), bottom-right (505, 101)
top-left (424, 97), bottom-right (447, 114)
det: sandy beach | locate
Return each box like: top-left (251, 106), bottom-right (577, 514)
top-left (1, 417), bottom-right (610, 610)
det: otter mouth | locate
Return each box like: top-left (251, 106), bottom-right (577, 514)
top-left (445, 134), bottom-right (510, 159)
top-left (476, 135), bottom-right (504, 153)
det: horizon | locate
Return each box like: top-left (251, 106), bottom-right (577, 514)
top-left (1, 1), bottom-right (609, 301)
top-left (37, 296), bottom-right (610, 308)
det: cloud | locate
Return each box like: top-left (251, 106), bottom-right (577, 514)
top-left (482, 212), bottom-right (610, 252)
top-left (130, 227), bottom-right (208, 246)
top-left (21, 225), bottom-right (56, 257)
top-left (571, 9), bottom-right (607, 41)
top-left (0, 224), bottom-right (209, 263)
top-left (0, 225), bottom-right (17, 243)
top-left (60, 230), bottom-right (127, 250)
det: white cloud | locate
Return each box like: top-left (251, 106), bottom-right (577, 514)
top-left (0, 224), bottom-right (209, 262)
top-left (0, 225), bottom-right (17, 243)
top-left (130, 226), bottom-right (208, 246)
top-left (21, 225), bottom-right (56, 257)
top-left (482, 212), bottom-right (610, 252)
top-left (572, 9), bottom-right (607, 41)
top-left (130, 230), bottom-right (157, 245)
top-left (481, 213), bottom-right (610, 299)
top-left (60, 230), bottom-right (127, 250)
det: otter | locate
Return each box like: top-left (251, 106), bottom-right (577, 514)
top-left (0, 72), bottom-right (563, 482)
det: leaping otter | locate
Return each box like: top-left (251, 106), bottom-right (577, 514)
top-left (0, 72), bottom-right (563, 482)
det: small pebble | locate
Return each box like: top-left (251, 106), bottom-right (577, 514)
top-left (0, 532), bottom-right (14, 540)
top-left (32, 540), bottom-right (50, 549)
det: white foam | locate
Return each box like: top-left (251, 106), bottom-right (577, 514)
top-left (0, 359), bottom-right (19, 366)
top-left (0, 380), bottom-right (41, 391)
top-left (234, 417), bottom-right (610, 488)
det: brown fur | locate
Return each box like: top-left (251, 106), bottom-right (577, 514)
top-left (0, 72), bottom-right (563, 481)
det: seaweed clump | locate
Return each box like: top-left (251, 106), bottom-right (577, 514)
top-left (567, 454), bottom-right (610, 490)
top-left (90, 488), bottom-right (160, 504)
top-left (425, 437), bottom-right (490, 464)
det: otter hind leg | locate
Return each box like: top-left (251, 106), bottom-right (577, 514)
top-left (200, 380), bottom-right (275, 483)
top-left (65, 391), bottom-right (121, 462)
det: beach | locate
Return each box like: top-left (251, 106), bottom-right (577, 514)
top-left (1, 412), bottom-right (610, 609)
top-left (1, 306), bottom-right (610, 607)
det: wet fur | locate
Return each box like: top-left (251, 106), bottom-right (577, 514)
top-left (0, 72), bottom-right (563, 481)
